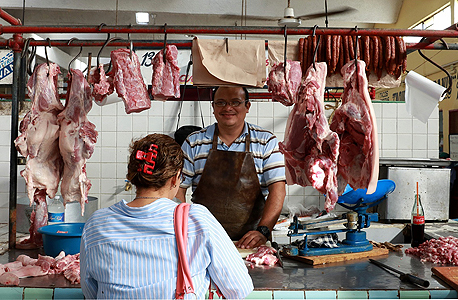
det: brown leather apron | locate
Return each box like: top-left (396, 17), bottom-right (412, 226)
top-left (191, 125), bottom-right (265, 241)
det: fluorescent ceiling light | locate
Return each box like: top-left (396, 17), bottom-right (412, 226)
top-left (136, 12), bottom-right (149, 25)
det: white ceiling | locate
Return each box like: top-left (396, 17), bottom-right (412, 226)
top-left (0, 0), bottom-right (404, 60)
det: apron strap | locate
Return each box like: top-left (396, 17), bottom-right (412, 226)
top-left (212, 123), bottom-right (251, 152)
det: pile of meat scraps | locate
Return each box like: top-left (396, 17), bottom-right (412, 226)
top-left (279, 62), bottom-right (340, 212)
top-left (0, 251), bottom-right (80, 286)
top-left (405, 236), bottom-right (458, 265)
top-left (245, 246), bottom-right (279, 267)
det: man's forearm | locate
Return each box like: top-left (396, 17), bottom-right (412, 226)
top-left (258, 181), bottom-right (286, 231)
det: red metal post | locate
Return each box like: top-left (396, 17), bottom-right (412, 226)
top-left (0, 8), bottom-right (22, 26)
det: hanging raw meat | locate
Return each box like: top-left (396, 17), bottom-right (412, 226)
top-left (267, 60), bottom-right (302, 106)
top-left (58, 69), bottom-right (98, 215)
top-left (14, 63), bottom-right (64, 248)
top-left (88, 64), bottom-right (114, 103)
top-left (279, 62), bottom-right (340, 212)
top-left (111, 48), bottom-right (151, 113)
top-left (151, 45), bottom-right (181, 100)
top-left (330, 60), bottom-right (379, 194)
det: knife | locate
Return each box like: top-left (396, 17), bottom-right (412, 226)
top-left (369, 259), bottom-right (430, 287)
top-left (271, 242), bottom-right (284, 268)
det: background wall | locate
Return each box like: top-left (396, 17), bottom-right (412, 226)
top-left (0, 97), bottom-right (439, 223)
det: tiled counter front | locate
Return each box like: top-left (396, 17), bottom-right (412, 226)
top-left (0, 287), bottom-right (456, 299)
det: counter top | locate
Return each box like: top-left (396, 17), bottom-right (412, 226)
top-left (0, 244), bottom-right (454, 292)
top-left (249, 244), bottom-right (449, 291)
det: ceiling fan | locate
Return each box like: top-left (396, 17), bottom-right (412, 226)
top-left (222, 0), bottom-right (356, 27)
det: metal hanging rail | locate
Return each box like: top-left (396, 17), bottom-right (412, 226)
top-left (1, 24), bottom-right (458, 38)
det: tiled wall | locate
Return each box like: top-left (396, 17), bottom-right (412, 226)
top-left (0, 100), bottom-right (439, 223)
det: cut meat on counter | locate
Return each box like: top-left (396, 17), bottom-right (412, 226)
top-left (58, 69), bottom-right (98, 215)
top-left (267, 60), bottom-right (302, 106)
top-left (0, 252), bottom-right (80, 286)
top-left (279, 62), bottom-right (340, 212)
top-left (111, 48), bottom-right (151, 114)
top-left (246, 246), bottom-right (279, 266)
top-left (405, 236), bottom-right (458, 265)
top-left (88, 64), bottom-right (114, 103)
top-left (330, 60), bottom-right (379, 194)
top-left (151, 45), bottom-right (181, 100)
top-left (14, 63), bottom-right (64, 248)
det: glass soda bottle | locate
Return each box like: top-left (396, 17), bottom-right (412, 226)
top-left (48, 196), bottom-right (65, 225)
top-left (411, 193), bottom-right (425, 247)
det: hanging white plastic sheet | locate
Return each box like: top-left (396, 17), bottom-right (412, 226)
top-left (405, 70), bottom-right (446, 123)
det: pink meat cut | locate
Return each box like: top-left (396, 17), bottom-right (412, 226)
top-left (330, 60), bottom-right (379, 194)
top-left (279, 62), bottom-right (340, 212)
top-left (14, 63), bottom-right (64, 248)
top-left (267, 60), bottom-right (302, 106)
top-left (245, 246), bottom-right (279, 266)
top-left (111, 48), bottom-right (151, 114)
top-left (58, 69), bottom-right (98, 215)
top-left (151, 45), bottom-right (181, 100)
top-left (15, 63), bottom-right (64, 203)
top-left (88, 64), bottom-right (114, 103)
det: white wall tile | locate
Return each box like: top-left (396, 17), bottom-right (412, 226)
top-left (428, 150), bottom-right (439, 158)
top-left (257, 102), bottom-right (273, 118)
top-left (412, 119), bottom-right (428, 134)
top-left (117, 163), bottom-right (128, 179)
top-left (372, 103), bottom-right (382, 119)
top-left (149, 101), bottom-right (164, 116)
top-left (427, 118), bottom-right (439, 134)
top-left (412, 150), bottom-right (427, 157)
top-left (382, 119), bottom-right (396, 134)
top-left (383, 150), bottom-right (397, 157)
top-left (397, 134), bottom-right (413, 150)
top-left (163, 102), bottom-right (180, 117)
top-left (382, 103), bottom-right (397, 118)
top-left (148, 117), bottom-right (164, 133)
top-left (101, 116), bottom-right (117, 132)
top-left (0, 146), bottom-right (10, 162)
top-left (89, 179), bottom-right (100, 194)
top-left (397, 119), bottom-right (412, 134)
top-left (132, 115), bottom-right (148, 132)
top-left (428, 134), bottom-right (439, 150)
top-left (100, 148), bottom-right (116, 163)
top-left (397, 150), bottom-right (413, 157)
top-left (382, 134), bottom-right (397, 150)
top-left (116, 132), bottom-right (134, 148)
top-left (100, 132), bottom-right (116, 147)
top-left (101, 163), bottom-right (117, 179)
top-left (412, 134), bottom-right (427, 150)
top-left (86, 162), bottom-right (101, 179)
top-left (89, 103), bottom-right (102, 116)
top-left (397, 104), bottom-right (411, 119)
top-left (116, 148), bottom-right (129, 163)
top-left (100, 103), bottom-right (117, 116)
top-left (117, 115), bottom-right (133, 132)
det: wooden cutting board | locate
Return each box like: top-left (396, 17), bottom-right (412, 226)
top-left (431, 267), bottom-right (458, 291)
top-left (282, 247), bottom-right (389, 265)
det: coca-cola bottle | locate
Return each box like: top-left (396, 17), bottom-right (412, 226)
top-left (411, 193), bottom-right (425, 247)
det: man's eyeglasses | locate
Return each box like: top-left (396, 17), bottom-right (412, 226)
top-left (213, 100), bottom-right (247, 107)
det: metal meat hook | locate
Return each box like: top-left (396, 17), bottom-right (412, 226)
top-left (21, 38), bottom-right (37, 76)
top-left (312, 25), bottom-right (321, 70)
top-left (67, 38), bottom-right (83, 77)
top-left (163, 23), bottom-right (168, 63)
top-left (417, 37), bottom-right (452, 97)
top-left (283, 24), bottom-right (288, 74)
top-left (97, 36), bottom-right (122, 74)
top-left (44, 38), bottom-right (51, 76)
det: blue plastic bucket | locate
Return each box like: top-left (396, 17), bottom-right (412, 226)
top-left (37, 223), bottom-right (84, 257)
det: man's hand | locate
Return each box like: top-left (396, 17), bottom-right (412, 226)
top-left (235, 230), bottom-right (267, 249)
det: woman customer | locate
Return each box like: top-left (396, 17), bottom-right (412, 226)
top-left (80, 133), bottom-right (253, 299)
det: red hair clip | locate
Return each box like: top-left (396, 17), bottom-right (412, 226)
top-left (136, 144), bottom-right (158, 174)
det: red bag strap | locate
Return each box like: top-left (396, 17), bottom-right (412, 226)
top-left (174, 203), bottom-right (194, 299)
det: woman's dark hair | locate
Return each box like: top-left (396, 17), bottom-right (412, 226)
top-left (127, 134), bottom-right (184, 190)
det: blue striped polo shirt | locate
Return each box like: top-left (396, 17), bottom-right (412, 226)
top-left (180, 122), bottom-right (286, 197)
top-left (80, 198), bottom-right (253, 299)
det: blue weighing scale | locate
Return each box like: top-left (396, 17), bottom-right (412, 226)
top-left (286, 179), bottom-right (396, 256)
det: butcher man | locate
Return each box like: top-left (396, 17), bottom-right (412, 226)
top-left (176, 86), bottom-right (286, 249)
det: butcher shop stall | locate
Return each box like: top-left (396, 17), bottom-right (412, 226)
top-left (1, 0), bottom-right (458, 299)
